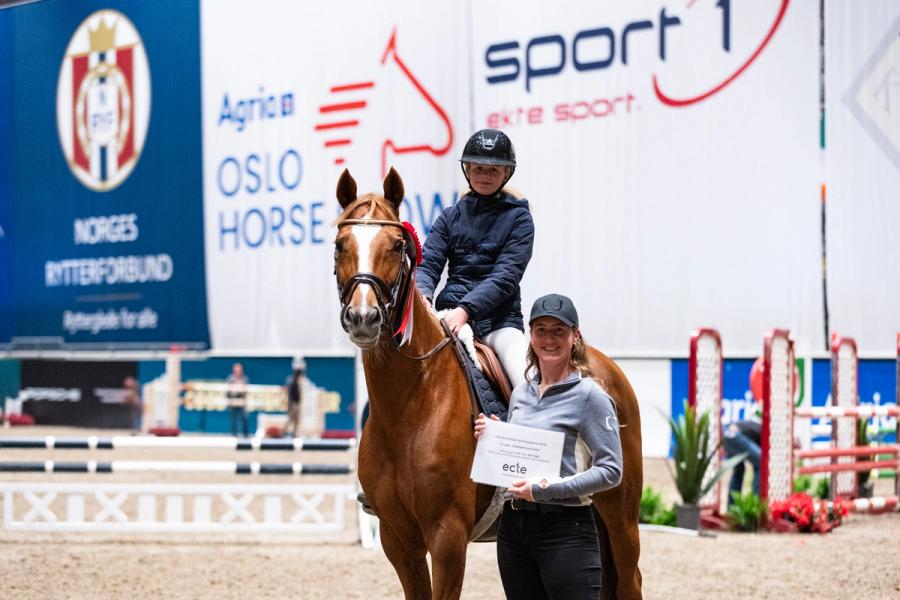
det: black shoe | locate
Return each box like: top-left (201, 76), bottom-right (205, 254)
top-left (357, 492), bottom-right (376, 516)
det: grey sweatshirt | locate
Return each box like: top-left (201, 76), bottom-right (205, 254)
top-left (507, 370), bottom-right (623, 505)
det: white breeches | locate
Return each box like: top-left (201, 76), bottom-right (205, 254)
top-left (483, 327), bottom-right (529, 390)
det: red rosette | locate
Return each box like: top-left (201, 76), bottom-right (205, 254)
top-left (401, 221), bottom-right (423, 265)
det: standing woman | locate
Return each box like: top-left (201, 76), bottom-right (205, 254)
top-left (417, 128), bottom-right (533, 388)
top-left (475, 294), bottom-right (623, 600)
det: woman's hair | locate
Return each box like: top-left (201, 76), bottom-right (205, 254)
top-left (524, 327), bottom-right (594, 382)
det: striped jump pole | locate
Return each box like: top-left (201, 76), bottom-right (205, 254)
top-left (0, 461), bottom-right (352, 475)
top-left (815, 495), bottom-right (900, 515)
top-left (794, 406), bottom-right (900, 419)
top-left (795, 446), bottom-right (899, 459)
top-left (797, 460), bottom-right (900, 475)
top-left (0, 436), bottom-right (356, 451)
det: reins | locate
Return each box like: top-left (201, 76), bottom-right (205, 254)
top-left (397, 335), bottom-right (451, 361)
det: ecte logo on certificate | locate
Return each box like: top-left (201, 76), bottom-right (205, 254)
top-left (470, 420), bottom-right (565, 488)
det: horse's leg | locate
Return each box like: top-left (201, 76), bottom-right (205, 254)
top-left (425, 509), bottom-right (471, 600)
top-left (380, 520), bottom-right (433, 600)
top-left (593, 486), bottom-right (643, 600)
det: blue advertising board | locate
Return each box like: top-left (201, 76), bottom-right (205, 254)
top-left (671, 358), bottom-right (759, 426)
top-left (811, 358), bottom-right (897, 444)
top-left (0, 10), bottom-right (12, 345)
top-left (671, 358), bottom-right (807, 455)
top-left (4, 0), bottom-right (208, 349)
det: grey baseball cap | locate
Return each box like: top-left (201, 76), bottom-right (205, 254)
top-left (529, 294), bottom-right (579, 327)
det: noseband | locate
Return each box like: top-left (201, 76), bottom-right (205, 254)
top-left (336, 219), bottom-right (418, 342)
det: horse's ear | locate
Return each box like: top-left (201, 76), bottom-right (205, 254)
top-left (336, 169), bottom-right (358, 208)
top-left (383, 167), bottom-right (404, 211)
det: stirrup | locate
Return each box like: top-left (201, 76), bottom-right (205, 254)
top-left (357, 492), bottom-right (377, 516)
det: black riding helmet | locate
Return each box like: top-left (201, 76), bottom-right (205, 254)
top-left (459, 129), bottom-right (516, 196)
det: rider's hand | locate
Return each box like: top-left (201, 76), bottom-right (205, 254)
top-left (473, 412), bottom-right (500, 439)
top-left (443, 307), bottom-right (469, 334)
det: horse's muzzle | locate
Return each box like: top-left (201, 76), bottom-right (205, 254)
top-left (342, 306), bottom-right (382, 347)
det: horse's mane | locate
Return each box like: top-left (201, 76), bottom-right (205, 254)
top-left (335, 193), bottom-right (398, 225)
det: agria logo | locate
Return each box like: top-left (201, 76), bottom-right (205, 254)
top-left (56, 10), bottom-right (151, 192)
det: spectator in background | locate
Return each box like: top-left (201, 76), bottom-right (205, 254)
top-left (284, 359), bottom-right (305, 438)
top-left (226, 362), bottom-right (249, 437)
top-left (723, 419), bottom-right (762, 505)
top-left (122, 376), bottom-right (142, 434)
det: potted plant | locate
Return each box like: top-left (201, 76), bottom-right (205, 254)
top-left (725, 491), bottom-right (767, 532)
top-left (666, 402), bottom-right (745, 529)
top-left (639, 485), bottom-right (676, 527)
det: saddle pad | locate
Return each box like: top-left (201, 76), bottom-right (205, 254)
top-left (456, 336), bottom-right (508, 422)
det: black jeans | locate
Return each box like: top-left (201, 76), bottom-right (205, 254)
top-left (497, 503), bottom-right (602, 599)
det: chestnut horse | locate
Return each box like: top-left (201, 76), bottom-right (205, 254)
top-left (333, 168), bottom-right (643, 600)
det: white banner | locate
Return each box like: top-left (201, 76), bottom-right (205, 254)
top-left (825, 0), bottom-right (900, 353)
top-left (202, 0), bottom-right (471, 352)
top-left (470, 0), bottom-right (822, 355)
top-left (203, 0), bottom-right (822, 356)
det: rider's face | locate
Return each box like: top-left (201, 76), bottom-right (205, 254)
top-left (466, 163), bottom-right (508, 196)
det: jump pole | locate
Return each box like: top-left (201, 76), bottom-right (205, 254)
top-left (0, 461), bottom-right (352, 475)
top-left (0, 436), bottom-right (356, 451)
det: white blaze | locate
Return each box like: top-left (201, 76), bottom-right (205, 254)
top-left (351, 224), bottom-right (381, 317)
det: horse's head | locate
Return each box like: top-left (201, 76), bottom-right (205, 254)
top-left (334, 167), bottom-right (417, 348)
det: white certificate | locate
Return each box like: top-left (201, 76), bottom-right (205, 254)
top-left (470, 419), bottom-right (565, 488)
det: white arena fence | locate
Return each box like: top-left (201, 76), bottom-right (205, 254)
top-left (1, 482), bottom-right (351, 534)
top-left (0, 434), bottom-right (359, 535)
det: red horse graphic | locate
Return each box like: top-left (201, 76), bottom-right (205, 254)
top-left (315, 28), bottom-right (454, 178)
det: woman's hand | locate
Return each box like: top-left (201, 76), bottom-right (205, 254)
top-left (507, 479), bottom-right (535, 502)
top-left (442, 307), bottom-right (469, 334)
top-left (473, 412), bottom-right (500, 439)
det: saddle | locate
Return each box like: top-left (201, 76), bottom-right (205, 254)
top-left (440, 321), bottom-right (511, 421)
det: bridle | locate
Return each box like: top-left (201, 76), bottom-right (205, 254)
top-left (335, 218), bottom-right (419, 346)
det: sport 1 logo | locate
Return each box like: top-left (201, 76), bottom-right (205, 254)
top-left (56, 10), bottom-right (151, 192)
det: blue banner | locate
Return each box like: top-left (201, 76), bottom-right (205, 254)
top-left (672, 358), bottom-right (760, 427)
top-left (0, 10), bottom-right (12, 345)
top-left (670, 357), bottom-right (807, 456)
top-left (811, 358), bottom-right (897, 444)
top-left (5, 0), bottom-right (208, 349)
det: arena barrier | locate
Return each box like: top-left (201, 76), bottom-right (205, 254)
top-left (0, 435), bottom-right (358, 534)
top-left (760, 333), bottom-right (900, 514)
top-left (687, 328), bottom-right (724, 515)
top-left (0, 436), bottom-right (355, 451)
top-left (0, 482), bottom-right (352, 533)
top-left (0, 461), bottom-right (352, 475)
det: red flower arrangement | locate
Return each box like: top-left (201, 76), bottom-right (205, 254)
top-left (768, 492), bottom-right (851, 534)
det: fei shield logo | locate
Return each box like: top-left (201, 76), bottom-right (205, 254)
top-left (56, 10), bottom-right (151, 192)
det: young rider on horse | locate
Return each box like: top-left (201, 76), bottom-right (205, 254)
top-left (417, 128), bottom-right (535, 388)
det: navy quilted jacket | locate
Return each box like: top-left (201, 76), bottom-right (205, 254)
top-left (416, 190), bottom-right (534, 337)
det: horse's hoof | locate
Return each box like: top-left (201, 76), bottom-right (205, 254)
top-left (357, 492), bottom-right (377, 516)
